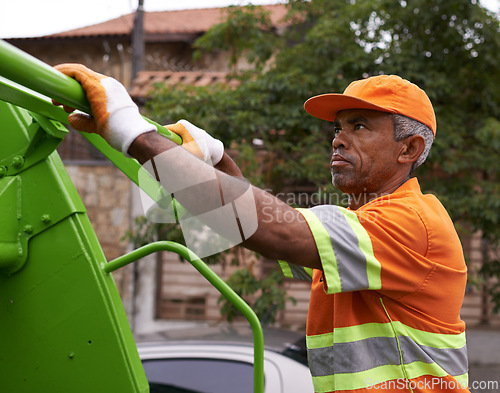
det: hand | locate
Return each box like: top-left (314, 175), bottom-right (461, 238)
top-left (165, 120), bottom-right (224, 165)
top-left (53, 63), bottom-right (155, 155)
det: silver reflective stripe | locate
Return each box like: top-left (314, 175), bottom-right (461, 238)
top-left (399, 336), bottom-right (468, 377)
top-left (308, 335), bottom-right (468, 377)
top-left (288, 263), bottom-right (313, 281)
top-left (308, 346), bottom-right (335, 377)
top-left (308, 336), bottom-right (401, 376)
top-left (310, 205), bottom-right (369, 291)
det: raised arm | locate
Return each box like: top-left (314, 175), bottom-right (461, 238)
top-left (53, 64), bottom-right (321, 269)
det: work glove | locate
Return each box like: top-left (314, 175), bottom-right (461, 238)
top-left (53, 63), bottom-right (155, 155)
top-left (164, 120), bottom-right (224, 165)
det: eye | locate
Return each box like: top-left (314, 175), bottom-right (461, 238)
top-left (333, 126), bottom-right (342, 135)
top-left (354, 123), bottom-right (365, 130)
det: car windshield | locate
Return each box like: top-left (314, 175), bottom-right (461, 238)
top-left (135, 325), bottom-right (308, 366)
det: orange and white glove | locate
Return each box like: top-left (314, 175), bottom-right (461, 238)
top-left (54, 63), bottom-right (155, 155)
top-left (165, 120), bottom-right (224, 165)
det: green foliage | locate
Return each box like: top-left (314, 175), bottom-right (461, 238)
top-left (360, 0), bottom-right (500, 244)
top-left (122, 216), bottom-right (224, 265)
top-left (194, 5), bottom-right (280, 71)
top-left (218, 268), bottom-right (295, 325)
top-left (142, 0), bottom-right (500, 316)
top-left (122, 216), bottom-right (181, 247)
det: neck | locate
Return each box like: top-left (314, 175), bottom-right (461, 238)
top-left (347, 176), bottom-right (411, 210)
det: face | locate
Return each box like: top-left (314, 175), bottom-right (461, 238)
top-left (330, 109), bottom-right (405, 197)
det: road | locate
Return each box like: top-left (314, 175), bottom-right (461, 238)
top-left (467, 327), bottom-right (500, 393)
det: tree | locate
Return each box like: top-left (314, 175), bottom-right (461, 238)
top-left (366, 0), bottom-right (500, 322)
top-left (143, 0), bottom-right (500, 323)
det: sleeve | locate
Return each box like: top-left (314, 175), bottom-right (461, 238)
top-left (284, 204), bottom-right (433, 296)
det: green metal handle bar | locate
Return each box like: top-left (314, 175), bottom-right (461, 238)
top-left (0, 39), bottom-right (181, 145)
top-left (0, 39), bottom-right (183, 209)
top-left (0, 75), bottom-right (168, 207)
top-left (0, 40), bottom-right (89, 111)
top-left (104, 241), bottom-right (265, 393)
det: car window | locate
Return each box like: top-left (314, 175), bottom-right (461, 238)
top-left (143, 358), bottom-right (255, 393)
top-left (149, 382), bottom-right (197, 393)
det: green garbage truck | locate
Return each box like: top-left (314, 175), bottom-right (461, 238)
top-left (0, 39), bottom-right (264, 393)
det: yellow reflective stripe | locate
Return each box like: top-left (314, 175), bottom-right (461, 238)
top-left (278, 260), bottom-right (293, 278)
top-left (454, 372), bottom-right (469, 387)
top-left (304, 266), bottom-right (314, 277)
top-left (306, 324), bottom-right (395, 350)
top-left (405, 361), bottom-right (468, 385)
top-left (392, 321), bottom-right (466, 349)
top-left (338, 208), bottom-right (381, 289)
top-left (306, 332), bottom-right (334, 349)
top-left (297, 208), bottom-right (341, 291)
top-left (306, 321), bottom-right (466, 349)
top-left (313, 363), bottom-right (467, 392)
top-left (312, 364), bottom-right (407, 392)
top-left (311, 374), bottom-right (336, 393)
top-left (405, 360), bottom-right (448, 379)
top-left (337, 364), bottom-right (407, 391)
top-left (334, 322), bottom-right (395, 342)
top-left (278, 261), bottom-right (313, 281)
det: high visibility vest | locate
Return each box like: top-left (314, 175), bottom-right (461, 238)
top-left (280, 178), bottom-right (469, 393)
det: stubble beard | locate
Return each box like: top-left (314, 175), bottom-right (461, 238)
top-left (331, 169), bottom-right (358, 195)
top-left (331, 169), bottom-right (378, 198)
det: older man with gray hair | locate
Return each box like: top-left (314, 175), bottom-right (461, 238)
top-left (54, 64), bottom-right (469, 393)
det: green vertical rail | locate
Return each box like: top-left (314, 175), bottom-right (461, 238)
top-left (104, 241), bottom-right (265, 393)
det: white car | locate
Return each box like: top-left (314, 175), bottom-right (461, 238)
top-left (136, 326), bottom-right (314, 393)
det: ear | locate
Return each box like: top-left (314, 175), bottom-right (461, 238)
top-left (397, 134), bottom-right (426, 165)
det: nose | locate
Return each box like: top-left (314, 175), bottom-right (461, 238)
top-left (332, 130), bottom-right (349, 150)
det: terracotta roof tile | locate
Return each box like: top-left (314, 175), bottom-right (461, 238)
top-left (130, 70), bottom-right (239, 99)
top-left (47, 5), bottom-right (287, 39)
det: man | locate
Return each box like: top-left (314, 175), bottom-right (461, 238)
top-left (54, 64), bottom-right (469, 393)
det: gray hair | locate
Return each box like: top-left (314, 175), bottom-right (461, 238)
top-left (392, 114), bottom-right (434, 173)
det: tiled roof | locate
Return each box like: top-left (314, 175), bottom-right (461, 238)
top-left (45, 5), bottom-right (287, 40)
top-left (130, 70), bottom-right (239, 99)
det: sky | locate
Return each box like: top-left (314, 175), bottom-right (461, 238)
top-left (0, 0), bottom-right (283, 39)
top-left (1, 0), bottom-right (498, 39)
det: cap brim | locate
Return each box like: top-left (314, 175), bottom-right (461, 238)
top-left (304, 94), bottom-right (395, 122)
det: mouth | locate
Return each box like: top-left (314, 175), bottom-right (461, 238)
top-left (330, 154), bottom-right (351, 168)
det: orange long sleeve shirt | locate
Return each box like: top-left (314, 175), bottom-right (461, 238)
top-left (280, 178), bottom-right (469, 393)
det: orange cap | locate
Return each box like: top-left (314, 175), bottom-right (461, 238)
top-left (304, 75), bottom-right (437, 136)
